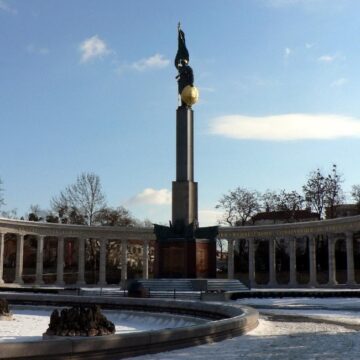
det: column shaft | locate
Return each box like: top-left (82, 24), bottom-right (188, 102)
top-left (346, 232), bottom-right (355, 285)
top-left (15, 234), bottom-right (24, 285)
top-left (121, 240), bottom-right (128, 288)
top-left (142, 240), bottom-right (149, 279)
top-left (269, 238), bottom-right (276, 286)
top-left (309, 235), bottom-right (317, 286)
top-left (328, 235), bottom-right (337, 286)
top-left (98, 239), bottom-right (107, 286)
top-left (248, 238), bottom-right (255, 288)
top-left (227, 239), bottom-right (234, 280)
top-left (56, 237), bottom-right (65, 286)
top-left (77, 237), bottom-right (86, 285)
top-left (289, 237), bottom-right (297, 286)
top-left (0, 233), bottom-right (5, 285)
top-left (35, 235), bottom-right (44, 285)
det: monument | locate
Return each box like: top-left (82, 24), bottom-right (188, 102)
top-left (154, 24), bottom-right (218, 278)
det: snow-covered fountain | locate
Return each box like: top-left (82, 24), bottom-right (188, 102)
top-left (0, 293), bottom-right (258, 359)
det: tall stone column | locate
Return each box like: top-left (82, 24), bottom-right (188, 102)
top-left (309, 235), bottom-right (317, 287)
top-left (289, 236), bottom-right (297, 287)
top-left (269, 238), bottom-right (276, 286)
top-left (142, 239), bottom-right (149, 279)
top-left (35, 235), bottom-right (44, 285)
top-left (56, 237), bottom-right (65, 286)
top-left (346, 231), bottom-right (355, 285)
top-left (15, 234), bottom-right (24, 285)
top-left (227, 239), bottom-right (235, 280)
top-left (328, 234), bottom-right (337, 286)
top-left (121, 240), bottom-right (128, 288)
top-left (0, 232), bottom-right (5, 285)
top-left (77, 237), bottom-right (86, 286)
top-left (172, 107), bottom-right (198, 229)
top-left (248, 238), bottom-right (255, 288)
top-left (98, 238), bottom-right (107, 286)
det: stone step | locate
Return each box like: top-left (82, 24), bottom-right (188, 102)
top-left (207, 279), bottom-right (248, 292)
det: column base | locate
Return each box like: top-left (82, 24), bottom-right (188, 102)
top-left (56, 281), bottom-right (65, 286)
top-left (76, 281), bottom-right (86, 286)
top-left (35, 280), bottom-right (44, 286)
top-left (14, 278), bottom-right (24, 285)
top-left (97, 281), bottom-right (107, 287)
top-left (0, 279), bottom-right (4, 285)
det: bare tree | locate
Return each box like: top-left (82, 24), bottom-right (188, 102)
top-left (52, 172), bottom-right (106, 225)
top-left (261, 190), bottom-right (279, 212)
top-left (216, 187), bottom-right (260, 226)
top-left (0, 178), bottom-right (5, 210)
top-left (95, 206), bottom-right (136, 227)
top-left (277, 190), bottom-right (304, 212)
top-left (303, 168), bottom-right (327, 219)
top-left (325, 164), bottom-right (345, 218)
top-left (351, 185), bottom-right (360, 205)
top-left (303, 164), bottom-right (344, 219)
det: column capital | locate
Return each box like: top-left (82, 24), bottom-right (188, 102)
top-left (345, 231), bottom-right (353, 239)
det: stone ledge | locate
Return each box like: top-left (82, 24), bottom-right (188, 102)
top-left (0, 294), bottom-right (258, 360)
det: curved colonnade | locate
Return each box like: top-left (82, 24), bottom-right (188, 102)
top-left (0, 216), bottom-right (360, 288)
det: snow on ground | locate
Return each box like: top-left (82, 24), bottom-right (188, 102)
top-left (126, 298), bottom-right (360, 360)
top-left (0, 306), bottom-right (206, 343)
top-left (236, 297), bottom-right (360, 309)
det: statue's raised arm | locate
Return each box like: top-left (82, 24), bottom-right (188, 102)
top-left (175, 22), bottom-right (189, 69)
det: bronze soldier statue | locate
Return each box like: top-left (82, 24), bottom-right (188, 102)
top-left (175, 23), bottom-right (194, 107)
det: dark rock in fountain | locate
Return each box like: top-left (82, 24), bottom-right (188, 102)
top-left (44, 304), bottom-right (115, 337)
top-left (0, 298), bottom-right (12, 320)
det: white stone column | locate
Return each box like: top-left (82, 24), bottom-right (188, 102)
top-left (269, 238), bottom-right (276, 286)
top-left (56, 237), bottom-right (65, 286)
top-left (227, 239), bottom-right (235, 280)
top-left (15, 234), bottom-right (24, 285)
top-left (289, 236), bottom-right (297, 287)
top-left (346, 231), bottom-right (355, 285)
top-left (77, 237), bottom-right (86, 285)
top-left (121, 240), bottom-right (128, 288)
top-left (142, 239), bottom-right (149, 279)
top-left (309, 235), bottom-right (317, 287)
top-left (35, 235), bottom-right (44, 285)
top-left (328, 235), bottom-right (337, 286)
top-left (248, 238), bottom-right (255, 288)
top-left (98, 238), bottom-right (107, 286)
top-left (0, 232), bottom-right (5, 285)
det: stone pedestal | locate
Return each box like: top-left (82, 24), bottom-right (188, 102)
top-left (154, 225), bottom-right (218, 279)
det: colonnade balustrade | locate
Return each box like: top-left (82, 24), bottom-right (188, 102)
top-left (221, 215), bottom-right (360, 288)
top-left (0, 218), bottom-right (155, 287)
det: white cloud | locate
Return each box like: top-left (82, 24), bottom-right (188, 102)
top-left (331, 78), bottom-right (348, 87)
top-left (305, 43), bottom-right (314, 49)
top-left (127, 188), bottom-right (171, 205)
top-left (198, 210), bottom-right (223, 227)
top-left (132, 54), bottom-right (169, 71)
top-left (209, 113), bottom-right (360, 141)
top-left (317, 53), bottom-right (345, 64)
top-left (79, 35), bottom-right (110, 63)
top-left (26, 44), bottom-right (49, 55)
top-left (0, 0), bottom-right (17, 14)
top-left (284, 47), bottom-right (292, 59)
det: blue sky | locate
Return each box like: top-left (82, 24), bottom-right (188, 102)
top-left (1, 0), bottom-right (360, 225)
